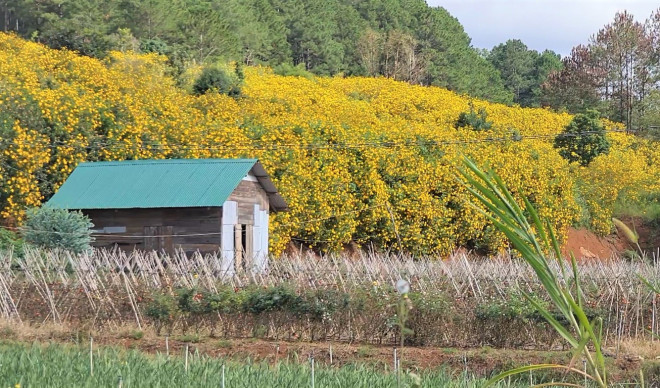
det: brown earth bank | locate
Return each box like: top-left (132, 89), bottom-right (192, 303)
top-left (562, 227), bottom-right (625, 260)
top-left (0, 322), bottom-right (652, 383)
top-left (562, 219), bottom-right (660, 260)
top-left (290, 220), bottom-right (658, 260)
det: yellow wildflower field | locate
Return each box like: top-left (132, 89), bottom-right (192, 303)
top-left (0, 34), bottom-right (658, 255)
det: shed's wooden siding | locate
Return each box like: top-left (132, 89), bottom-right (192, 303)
top-left (227, 180), bottom-right (269, 225)
top-left (85, 207), bottom-right (222, 255)
top-left (82, 180), bottom-right (272, 259)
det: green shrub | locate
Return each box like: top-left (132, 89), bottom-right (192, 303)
top-left (273, 63), bottom-right (315, 79)
top-left (475, 295), bottom-right (538, 322)
top-left (145, 292), bottom-right (178, 335)
top-left (296, 289), bottom-right (349, 321)
top-left (139, 38), bottom-right (169, 55)
top-left (176, 333), bottom-right (202, 343)
top-left (192, 66), bottom-right (242, 97)
top-left (243, 285), bottom-right (300, 314)
top-left (455, 103), bottom-right (493, 131)
top-left (553, 109), bottom-right (610, 166)
top-left (0, 228), bottom-right (24, 257)
top-left (22, 207), bottom-right (93, 254)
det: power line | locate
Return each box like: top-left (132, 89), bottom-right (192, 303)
top-left (0, 129), bottom-right (631, 153)
top-left (0, 128), bottom-right (634, 241)
top-left (0, 128), bottom-right (630, 186)
top-left (6, 203), bottom-right (387, 239)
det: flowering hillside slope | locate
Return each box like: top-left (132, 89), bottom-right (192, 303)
top-left (0, 34), bottom-right (657, 255)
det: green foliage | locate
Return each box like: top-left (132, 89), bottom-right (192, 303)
top-left (639, 90), bottom-right (660, 139)
top-left (475, 292), bottom-right (539, 322)
top-left (5, 0), bottom-right (515, 103)
top-left (243, 285), bottom-right (299, 314)
top-left (0, 229), bottom-right (24, 256)
top-left (192, 66), bottom-right (242, 97)
top-left (273, 63), bottom-right (315, 79)
top-left (22, 207), bottom-right (93, 254)
top-left (416, 7), bottom-right (512, 104)
top-left (614, 192), bottom-right (660, 223)
top-left (487, 40), bottom-right (562, 107)
top-left (144, 292), bottom-right (177, 335)
top-left (455, 103), bottom-right (493, 131)
top-left (460, 157), bottom-right (608, 387)
top-left (553, 109), bottom-right (611, 166)
top-left (296, 289), bottom-right (348, 321)
top-left (175, 333), bottom-right (202, 343)
top-left (140, 38), bottom-right (170, 55)
top-left (0, 341), bottom-right (540, 387)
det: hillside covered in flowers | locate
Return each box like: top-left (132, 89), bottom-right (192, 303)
top-left (0, 34), bottom-right (658, 256)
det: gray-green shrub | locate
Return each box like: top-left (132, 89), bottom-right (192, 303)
top-left (22, 207), bottom-right (94, 254)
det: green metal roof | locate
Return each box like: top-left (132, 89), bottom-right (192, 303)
top-left (46, 159), bottom-right (287, 210)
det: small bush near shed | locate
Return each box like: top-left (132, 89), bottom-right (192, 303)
top-left (22, 207), bottom-right (94, 254)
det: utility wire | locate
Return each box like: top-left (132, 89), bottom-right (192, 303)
top-left (0, 129), bottom-right (632, 152)
top-left (6, 203), bottom-right (387, 239)
top-left (0, 128), bottom-right (632, 180)
top-left (0, 128), bottom-right (634, 240)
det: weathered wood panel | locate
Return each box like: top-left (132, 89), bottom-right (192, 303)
top-left (85, 207), bottom-right (222, 255)
top-left (227, 180), bottom-right (269, 225)
top-left (84, 179), bottom-right (271, 258)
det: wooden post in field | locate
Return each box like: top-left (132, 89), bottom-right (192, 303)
top-left (185, 344), bottom-right (189, 372)
top-left (310, 355), bottom-right (315, 388)
top-left (393, 348), bottom-right (397, 372)
top-left (275, 344), bottom-right (280, 364)
top-left (222, 364), bottom-right (225, 388)
top-left (166, 335), bottom-right (169, 357)
top-left (90, 336), bottom-right (94, 376)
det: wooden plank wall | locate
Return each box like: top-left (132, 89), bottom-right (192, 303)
top-left (85, 207), bottom-right (222, 255)
top-left (84, 181), bottom-right (270, 259)
top-left (227, 180), bottom-right (270, 270)
top-left (227, 180), bottom-right (269, 225)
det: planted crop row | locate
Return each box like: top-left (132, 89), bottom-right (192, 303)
top-left (0, 341), bottom-right (641, 387)
top-left (2, 248), bottom-right (659, 349)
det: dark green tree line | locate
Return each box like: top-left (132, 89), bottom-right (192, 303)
top-left (487, 39), bottom-right (562, 107)
top-left (3, 0), bottom-right (521, 103)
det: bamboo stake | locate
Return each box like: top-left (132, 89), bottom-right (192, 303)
top-left (90, 336), bottom-right (94, 376)
top-left (185, 344), bottom-right (189, 372)
top-left (310, 355), bottom-right (315, 388)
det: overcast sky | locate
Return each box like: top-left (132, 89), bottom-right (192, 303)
top-left (427, 0), bottom-right (659, 56)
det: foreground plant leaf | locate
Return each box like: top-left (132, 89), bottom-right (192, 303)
top-left (460, 157), bottom-right (608, 388)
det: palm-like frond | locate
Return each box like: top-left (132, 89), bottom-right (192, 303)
top-left (459, 157), bottom-right (607, 388)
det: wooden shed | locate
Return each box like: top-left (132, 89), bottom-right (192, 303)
top-left (46, 159), bottom-right (287, 271)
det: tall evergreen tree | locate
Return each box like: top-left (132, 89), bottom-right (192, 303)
top-left (8, 0), bottom-right (521, 104)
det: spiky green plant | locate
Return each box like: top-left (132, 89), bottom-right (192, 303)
top-left (459, 157), bottom-right (608, 388)
top-left (612, 217), bottom-right (643, 258)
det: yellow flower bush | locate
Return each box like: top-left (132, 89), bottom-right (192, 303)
top-left (0, 33), bottom-right (657, 256)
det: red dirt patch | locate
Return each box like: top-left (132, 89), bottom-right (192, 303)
top-left (562, 218), bottom-right (660, 260)
top-left (562, 227), bottom-right (625, 260)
